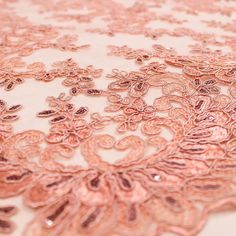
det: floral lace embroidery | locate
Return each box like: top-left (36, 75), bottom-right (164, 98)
top-left (0, 100), bottom-right (21, 139)
top-left (37, 93), bottom-right (111, 147)
top-left (1, 0), bottom-right (236, 236)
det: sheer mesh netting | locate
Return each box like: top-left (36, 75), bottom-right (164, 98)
top-left (0, 0), bottom-right (236, 235)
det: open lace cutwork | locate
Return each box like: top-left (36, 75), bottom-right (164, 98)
top-left (1, 0), bottom-right (236, 235)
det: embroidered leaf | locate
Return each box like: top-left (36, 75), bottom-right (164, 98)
top-left (50, 115), bottom-right (67, 124)
top-left (2, 115), bottom-right (18, 121)
top-left (74, 107), bottom-right (88, 116)
top-left (86, 89), bottom-right (102, 96)
top-left (37, 110), bottom-right (56, 117)
top-left (7, 104), bottom-right (21, 112)
top-left (5, 82), bottom-right (15, 91)
top-left (70, 87), bottom-right (79, 96)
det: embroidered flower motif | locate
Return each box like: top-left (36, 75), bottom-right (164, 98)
top-left (63, 75), bottom-right (94, 96)
top-left (108, 45), bottom-right (153, 64)
top-left (35, 69), bottom-right (63, 82)
top-left (106, 95), bottom-right (156, 132)
top-left (0, 132), bottom-right (210, 236)
top-left (37, 93), bottom-right (88, 121)
top-left (105, 93), bottom-right (131, 112)
top-left (190, 77), bottom-right (220, 94)
top-left (107, 63), bottom-right (166, 97)
top-left (123, 98), bottom-right (156, 120)
top-left (37, 93), bottom-right (90, 146)
top-left (46, 119), bottom-right (92, 147)
top-left (37, 94), bottom-right (111, 147)
top-left (53, 59), bottom-right (103, 96)
top-left (2, 0), bottom-right (236, 235)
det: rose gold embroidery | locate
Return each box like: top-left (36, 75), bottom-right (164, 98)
top-left (37, 93), bottom-right (111, 147)
top-left (1, 0), bottom-right (236, 235)
top-left (107, 65), bottom-right (166, 98)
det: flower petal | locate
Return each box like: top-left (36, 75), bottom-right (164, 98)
top-left (128, 121), bottom-right (138, 131)
top-left (117, 122), bottom-right (128, 132)
top-left (46, 132), bottom-right (65, 143)
top-left (77, 127), bottom-right (92, 139)
top-left (64, 134), bottom-right (80, 147)
top-left (129, 82), bottom-right (149, 97)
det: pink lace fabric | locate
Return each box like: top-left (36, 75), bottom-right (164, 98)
top-left (1, 0), bottom-right (236, 235)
